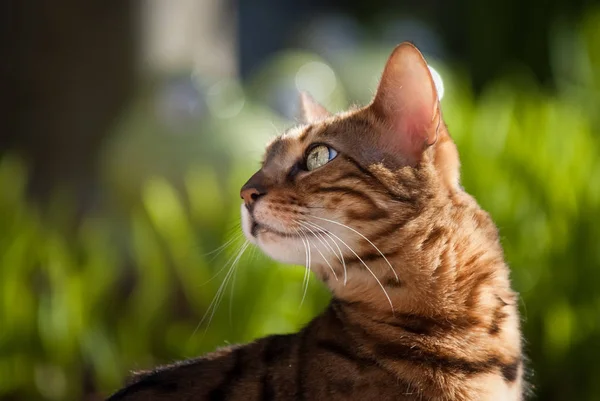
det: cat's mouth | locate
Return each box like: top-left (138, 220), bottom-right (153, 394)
top-left (241, 204), bottom-right (336, 266)
top-left (250, 221), bottom-right (297, 238)
top-left (241, 204), bottom-right (326, 242)
top-left (242, 204), bottom-right (291, 241)
top-left (251, 220), bottom-right (327, 239)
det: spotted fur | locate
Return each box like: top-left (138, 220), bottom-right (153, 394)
top-left (108, 43), bottom-right (524, 401)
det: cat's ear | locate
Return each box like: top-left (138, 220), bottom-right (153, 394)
top-left (369, 42), bottom-right (441, 164)
top-left (299, 92), bottom-right (331, 123)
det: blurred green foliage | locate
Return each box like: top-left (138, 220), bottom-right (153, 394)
top-left (1, 8), bottom-right (600, 401)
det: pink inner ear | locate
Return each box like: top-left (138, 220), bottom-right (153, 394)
top-left (299, 92), bottom-right (331, 123)
top-left (369, 43), bottom-right (440, 163)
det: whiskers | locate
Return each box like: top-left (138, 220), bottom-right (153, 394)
top-left (295, 217), bottom-right (396, 315)
top-left (190, 239), bottom-right (250, 340)
top-left (191, 212), bottom-right (397, 341)
top-left (204, 232), bottom-right (244, 261)
top-left (310, 215), bottom-right (399, 284)
top-left (293, 227), bottom-right (312, 309)
top-left (295, 220), bottom-right (338, 282)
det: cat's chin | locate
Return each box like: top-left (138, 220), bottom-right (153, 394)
top-left (240, 204), bottom-right (311, 266)
top-left (255, 235), bottom-right (307, 265)
top-left (240, 204), bottom-right (258, 245)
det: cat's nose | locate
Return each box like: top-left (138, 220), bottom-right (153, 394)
top-left (240, 186), bottom-right (266, 206)
top-left (240, 172), bottom-right (267, 207)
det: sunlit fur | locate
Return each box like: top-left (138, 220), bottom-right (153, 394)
top-left (239, 107), bottom-right (524, 400)
top-left (109, 43), bottom-right (524, 401)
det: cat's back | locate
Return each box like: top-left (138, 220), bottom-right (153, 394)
top-left (107, 308), bottom-right (419, 401)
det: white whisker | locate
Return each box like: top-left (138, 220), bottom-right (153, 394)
top-left (293, 227), bottom-right (311, 310)
top-left (312, 228), bottom-right (344, 266)
top-left (301, 229), bottom-right (312, 308)
top-left (213, 241), bottom-right (249, 329)
top-left (228, 254), bottom-right (241, 326)
top-left (310, 215), bottom-right (399, 283)
top-left (295, 220), bottom-right (338, 281)
top-left (190, 241), bottom-right (249, 339)
top-left (303, 220), bottom-right (395, 314)
top-left (204, 232), bottom-right (244, 259)
top-left (197, 235), bottom-right (245, 288)
top-left (302, 220), bottom-right (347, 285)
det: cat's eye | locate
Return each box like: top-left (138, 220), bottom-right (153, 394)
top-left (306, 145), bottom-right (338, 171)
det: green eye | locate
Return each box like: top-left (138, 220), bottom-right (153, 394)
top-left (306, 145), bottom-right (338, 171)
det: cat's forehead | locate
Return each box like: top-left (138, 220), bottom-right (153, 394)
top-left (282, 125), bottom-right (312, 141)
top-left (262, 124), bottom-right (318, 169)
top-left (261, 109), bottom-right (374, 174)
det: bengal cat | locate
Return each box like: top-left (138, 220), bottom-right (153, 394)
top-left (108, 43), bottom-right (525, 401)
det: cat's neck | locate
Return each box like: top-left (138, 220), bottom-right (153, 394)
top-left (320, 191), bottom-right (516, 326)
top-left (315, 191), bottom-right (524, 399)
top-left (323, 294), bottom-right (524, 401)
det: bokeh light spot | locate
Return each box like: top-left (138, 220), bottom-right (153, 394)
top-left (295, 61), bottom-right (337, 102)
top-left (206, 79), bottom-right (245, 119)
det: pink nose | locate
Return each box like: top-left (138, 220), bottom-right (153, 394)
top-left (240, 171), bottom-right (267, 207)
top-left (240, 187), bottom-right (264, 206)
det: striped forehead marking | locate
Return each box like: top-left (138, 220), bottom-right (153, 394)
top-left (262, 131), bottom-right (305, 170)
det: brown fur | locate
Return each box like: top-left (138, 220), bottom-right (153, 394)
top-left (108, 43), bottom-right (524, 401)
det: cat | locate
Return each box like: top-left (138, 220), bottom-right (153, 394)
top-left (108, 42), bottom-right (525, 401)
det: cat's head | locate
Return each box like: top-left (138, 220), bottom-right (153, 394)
top-left (240, 43), bottom-right (461, 284)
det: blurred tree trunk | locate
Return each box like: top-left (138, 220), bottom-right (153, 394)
top-left (1, 0), bottom-right (136, 212)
